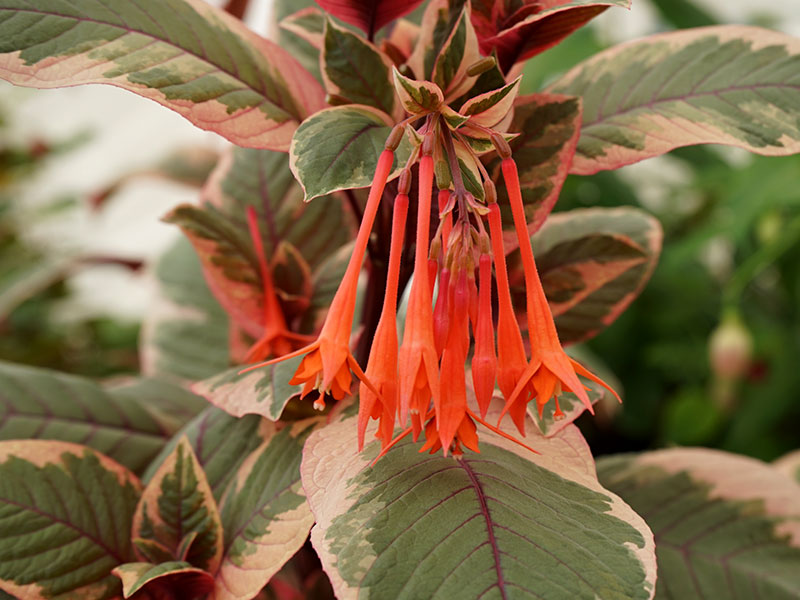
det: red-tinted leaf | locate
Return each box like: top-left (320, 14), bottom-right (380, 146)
top-left (473, 0), bottom-right (630, 72)
top-left (314, 0), bottom-right (425, 39)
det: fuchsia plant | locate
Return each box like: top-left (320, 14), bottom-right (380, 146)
top-left (0, 1), bottom-right (800, 599)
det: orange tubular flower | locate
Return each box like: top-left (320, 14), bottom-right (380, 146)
top-left (397, 153), bottom-right (440, 436)
top-left (242, 146), bottom-right (397, 408)
top-left (472, 252), bottom-right (497, 418)
top-left (498, 155), bottom-right (619, 425)
top-left (488, 201), bottom-right (534, 433)
top-left (243, 206), bottom-right (313, 363)
top-left (358, 188), bottom-right (409, 451)
top-left (437, 268), bottom-right (470, 452)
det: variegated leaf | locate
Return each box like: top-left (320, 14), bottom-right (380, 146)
top-left (133, 437), bottom-right (223, 573)
top-left (492, 93), bottom-right (582, 236)
top-left (112, 561), bottom-right (214, 599)
top-left (598, 448), bottom-right (800, 599)
top-left (548, 26), bottom-right (800, 174)
top-left (0, 360), bottom-right (205, 475)
top-left (141, 236), bottom-right (231, 384)
top-left (192, 355), bottom-right (303, 421)
top-left (302, 404), bottom-right (656, 600)
top-left (274, 1), bottom-right (323, 83)
top-left (431, 4), bottom-right (480, 100)
top-left (0, 0), bottom-right (324, 151)
top-left (214, 418), bottom-right (319, 600)
top-left (473, 0), bottom-right (631, 71)
top-left (323, 18), bottom-right (397, 117)
top-left (143, 407), bottom-right (270, 504)
top-left (290, 104), bottom-right (414, 200)
top-left (392, 67), bottom-right (444, 114)
top-left (314, 0), bottom-right (424, 39)
top-left (460, 76), bottom-right (521, 128)
top-left (280, 7), bottom-right (325, 52)
top-left (0, 441), bottom-right (141, 600)
top-left (526, 207), bottom-right (662, 345)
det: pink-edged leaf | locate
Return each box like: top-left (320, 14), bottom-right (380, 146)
top-left (112, 561), bottom-right (215, 599)
top-left (0, 440), bottom-right (141, 600)
top-left (491, 93), bottom-right (582, 236)
top-left (473, 0), bottom-right (630, 72)
top-left (192, 356), bottom-right (303, 421)
top-left (214, 418), bottom-right (320, 600)
top-left (0, 0), bottom-right (324, 151)
top-left (290, 104), bottom-right (415, 200)
top-left (598, 448), bottom-right (800, 599)
top-left (431, 4), bottom-right (481, 100)
top-left (460, 76), bottom-right (521, 128)
top-left (314, 0), bottom-right (424, 39)
top-left (322, 18), bottom-right (398, 117)
top-left (133, 437), bottom-right (223, 573)
top-left (548, 26), bottom-right (800, 175)
top-left (164, 145), bottom-right (350, 341)
top-left (280, 7), bottom-right (325, 52)
top-left (301, 402), bottom-right (656, 600)
top-left (392, 67), bottom-right (444, 115)
top-left (525, 207), bottom-right (663, 344)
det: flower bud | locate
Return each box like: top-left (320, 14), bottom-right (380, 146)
top-left (709, 315), bottom-right (753, 379)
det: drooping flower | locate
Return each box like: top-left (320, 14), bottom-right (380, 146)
top-left (242, 131), bottom-right (404, 409)
top-left (242, 206), bottom-right (314, 363)
top-left (358, 174), bottom-right (410, 451)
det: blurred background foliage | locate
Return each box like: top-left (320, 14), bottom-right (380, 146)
top-left (1, 0), bottom-right (798, 462)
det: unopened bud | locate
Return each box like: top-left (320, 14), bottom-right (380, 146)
top-left (483, 179), bottom-right (497, 204)
top-left (422, 133), bottom-right (435, 156)
top-left (429, 237), bottom-right (442, 261)
top-left (385, 125), bottom-right (405, 151)
top-left (435, 160), bottom-right (451, 189)
top-left (325, 93), bottom-right (350, 106)
top-left (466, 56), bottom-right (497, 77)
top-left (479, 233), bottom-right (491, 255)
top-left (490, 133), bottom-right (512, 159)
top-left (709, 315), bottom-right (753, 379)
top-left (398, 169), bottom-right (412, 194)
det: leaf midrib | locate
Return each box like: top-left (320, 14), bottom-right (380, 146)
top-left (0, 5), bottom-right (296, 117)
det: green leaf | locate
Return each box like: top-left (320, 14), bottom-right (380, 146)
top-left (322, 18), bottom-right (396, 116)
top-left (143, 407), bottom-right (267, 503)
top-left (302, 405), bottom-right (656, 600)
top-left (112, 561), bottom-right (214, 599)
top-left (133, 437), bottom-right (223, 572)
top-left (192, 355), bottom-right (303, 421)
top-left (492, 93), bottom-right (582, 235)
top-left (214, 418), bottom-right (319, 600)
top-left (141, 236), bottom-right (230, 384)
top-left (528, 207), bottom-right (663, 345)
top-left (0, 360), bottom-right (204, 475)
top-left (290, 105), bottom-right (414, 200)
top-left (598, 448), bottom-right (800, 600)
top-left (548, 26), bottom-right (800, 175)
top-left (0, 441), bottom-right (140, 600)
top-left (459, 76), bottom-right (521, 128)
top-left (0, 0), bottom-right (324, 151)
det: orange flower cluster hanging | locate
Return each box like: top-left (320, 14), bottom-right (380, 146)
top-left (245, 68), bottom-right (618, 458)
